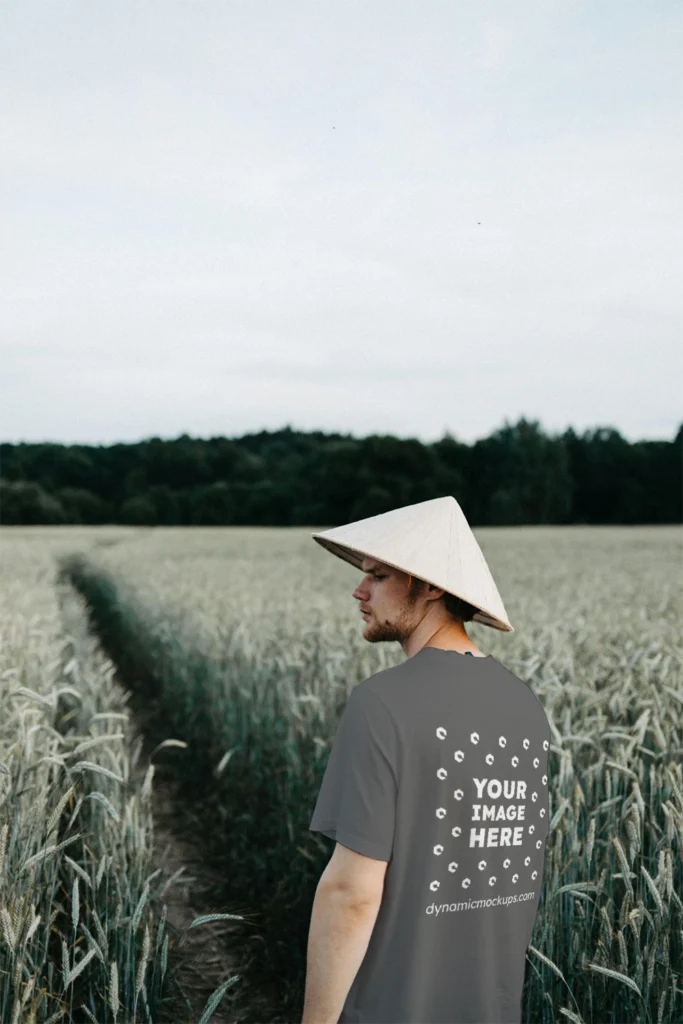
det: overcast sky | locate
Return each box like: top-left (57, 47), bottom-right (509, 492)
top-left (1, 1), bottom-right (681, 447)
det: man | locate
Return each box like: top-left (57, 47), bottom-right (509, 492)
top-left (303, 496), bottom-right (551, 1024)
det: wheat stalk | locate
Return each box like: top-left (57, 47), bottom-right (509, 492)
top-left (136, 923), bottom-right (151, 998)
top-left (109, 959), bottom-right (120, 1021)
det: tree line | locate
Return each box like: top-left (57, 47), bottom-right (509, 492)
top-left (1, 418), bottom-right (681, 526)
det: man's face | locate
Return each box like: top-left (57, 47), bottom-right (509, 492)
top-left (351, 558), bottom-right (423, 643)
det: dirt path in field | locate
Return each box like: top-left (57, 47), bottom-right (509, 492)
top-left (58, 565), bottom-right (285, 1024)
top-left (129, 725), bottom-right (250, 1024)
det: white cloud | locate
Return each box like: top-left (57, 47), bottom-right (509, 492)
top-left (1, 1), bottom-right (681, 444)
top-left (480, 20), bottom-right (509, 71)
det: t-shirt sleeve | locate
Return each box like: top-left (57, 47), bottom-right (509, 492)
top-left (309, 685), bottom-right (398, 862)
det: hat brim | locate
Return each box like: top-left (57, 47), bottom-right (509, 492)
top-left (312, 534), bottom-right (514, 633)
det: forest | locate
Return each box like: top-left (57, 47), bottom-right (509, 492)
top-left (1, 417), bottom-right (681, 526)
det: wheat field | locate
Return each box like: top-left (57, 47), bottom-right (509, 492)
top-left (0, 530), bottom-right (241, 1024)
top-left (1, 524), bottom-right (681, 1024)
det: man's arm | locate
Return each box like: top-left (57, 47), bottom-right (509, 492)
top-left (302, 840), bottom-right (389, 1023)
top-left (301, 882), bottom-right (382, 1024)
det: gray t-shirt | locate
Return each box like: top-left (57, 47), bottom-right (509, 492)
top-left (309, 646), bottom-right (552, 1024)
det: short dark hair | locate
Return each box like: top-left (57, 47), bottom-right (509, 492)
top-left (441, 590), bottom-right (478, 623)
top-left (407, 575), bottom-right (478, 623)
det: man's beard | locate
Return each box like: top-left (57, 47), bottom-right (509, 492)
top-left (363, 602), bottom-right (416, 643)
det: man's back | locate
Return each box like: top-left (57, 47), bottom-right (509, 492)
top-left (309, 647), bottom-right (551, 1024)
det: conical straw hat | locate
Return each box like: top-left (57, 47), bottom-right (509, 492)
top-left (311, 495), bottom-right (513, 633)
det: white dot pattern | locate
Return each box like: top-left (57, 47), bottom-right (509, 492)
top-left (431, 724), bottom-right (548, 894)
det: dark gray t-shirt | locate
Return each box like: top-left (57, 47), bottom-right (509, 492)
top-left (309, 647), bottom-right (552, 1024)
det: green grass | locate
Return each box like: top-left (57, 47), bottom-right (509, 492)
top-left (53, 528), bottom-right (683, 1024)
top-left (3, 524), bottom-right (683, 1023)
top-left (0, 536), bottom-right (171, 1023)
